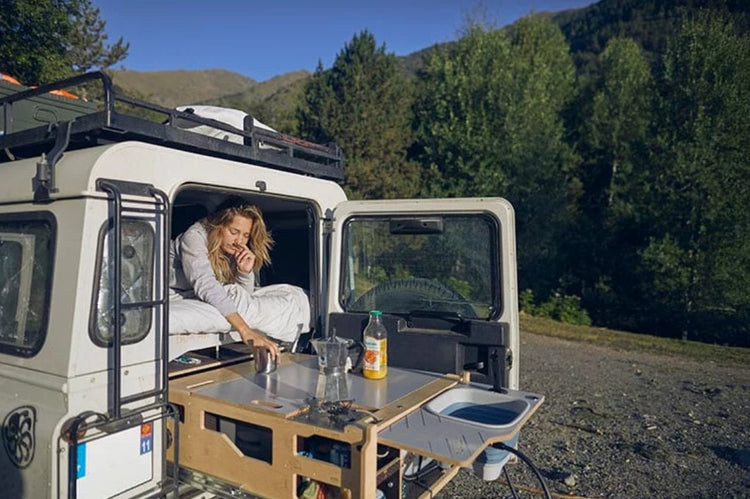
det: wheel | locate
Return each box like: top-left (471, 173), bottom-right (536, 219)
top-left (350, 277), bottom-right (477, 318)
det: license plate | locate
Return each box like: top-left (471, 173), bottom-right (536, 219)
top-left (76, 423), bottom-right (154, 498)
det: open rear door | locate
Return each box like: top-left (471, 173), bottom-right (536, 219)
top-left (326, 198), bottom-right (520, 389)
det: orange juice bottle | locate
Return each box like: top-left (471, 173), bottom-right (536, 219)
top-left (362, 311), bottom-right (387, 379)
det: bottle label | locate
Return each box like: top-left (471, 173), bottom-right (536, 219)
top-left (363, 338), bottom-right (387, 372)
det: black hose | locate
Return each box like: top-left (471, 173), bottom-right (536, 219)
top-left (403, 455), bottom-right (439, 482)
top-left (503, 464), bottom-right (521, 499)
top-left (493, 441), bottom-right (552, 499)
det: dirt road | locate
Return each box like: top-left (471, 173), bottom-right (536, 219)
top-left (435, 331), bottom-right (750, 498)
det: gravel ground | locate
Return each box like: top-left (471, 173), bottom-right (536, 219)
top-left (434, 331), bottom-right (750, 498)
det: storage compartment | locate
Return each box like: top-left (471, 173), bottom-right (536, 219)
top-left (299, 435), bottom-right (352, 469)
top-left (0, 80), bottom-right (97, 134)
top-left (204, 412), bottom-right (273, 464)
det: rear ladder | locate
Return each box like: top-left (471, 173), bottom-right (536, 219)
top-left (64, 180), bottom-right (180, 498)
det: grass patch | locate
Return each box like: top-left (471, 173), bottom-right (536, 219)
top-left (520, 314), bottom-right (750, 367)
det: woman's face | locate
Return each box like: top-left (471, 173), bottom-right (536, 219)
top-left (220, 215), bottom-right (253, 254)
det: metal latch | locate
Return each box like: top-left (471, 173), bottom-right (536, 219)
top-left (32, 120), bottom-right (72, 203)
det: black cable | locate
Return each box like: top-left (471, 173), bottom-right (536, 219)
top-left (503, 464), bottom-right (521, 499)
top-left (403, 455), bottom-right (439, 482)
top-left (493, 442), bottom-right (552, 499)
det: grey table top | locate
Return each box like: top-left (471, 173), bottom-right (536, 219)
top-left (378, 386), bottom-right (544, 465)
top-left (193, 356), bottom-right (446, 416)
top-left (191, 356), bottom-right (544, 466)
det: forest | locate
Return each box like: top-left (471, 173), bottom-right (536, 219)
top-left (2, 0), bottom-right (749, 346)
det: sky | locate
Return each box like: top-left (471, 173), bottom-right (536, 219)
top-left (94, 0), bottom-right (596, 82)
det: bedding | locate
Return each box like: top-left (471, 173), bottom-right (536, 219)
top-left (168, 283), bottom-right (310, 360)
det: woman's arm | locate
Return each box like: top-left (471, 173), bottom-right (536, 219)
top-left (177, 223), bottom-right (278, 358)
top-left (225, 313), bottom-right (280, 358)
top-left (178, 224), bottom-right (239, 316)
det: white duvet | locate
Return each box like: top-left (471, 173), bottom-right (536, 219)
top-left (168, 283), bottom-right (310, 360)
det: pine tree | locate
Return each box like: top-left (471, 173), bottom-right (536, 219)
top-left (571, 37), bottom-right (653, 324)
top-left (413, 17), bottom-right (577, 296)
top-left (68, 0), bottom-right (129, 74)
top-left (297, 31), bottom-right (419, 199)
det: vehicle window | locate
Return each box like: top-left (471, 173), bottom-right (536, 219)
top-left (0, 214), bottom-right (55, 357)
top-left (341, 215), bottom-right (500, 319)
top-left (91, 219), bottom-right (154, 346)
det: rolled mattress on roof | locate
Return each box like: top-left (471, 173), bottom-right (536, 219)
top-left (174, 105), bottom-right (277, 144)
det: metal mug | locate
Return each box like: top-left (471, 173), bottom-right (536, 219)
top-left (254, 346), bottom-right (277, 374)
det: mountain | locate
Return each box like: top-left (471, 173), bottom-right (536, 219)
top-left (110, 68), bottom-right (311, 133)
top-left (112, 68), bottom-right (257, 108)
top-left (551, 0), bottom-right (749, 73)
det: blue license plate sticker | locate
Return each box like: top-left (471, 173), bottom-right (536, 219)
top-left (140, 423), bottom-right (153, 455)
top-left (76, 443), bottom-right (86, 478)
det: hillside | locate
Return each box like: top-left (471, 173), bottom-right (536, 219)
top-left (111, 68), bottom-right (257, 108)
top-left (111, 68), bottom-right (310, 132)
top-left (552, 0), bottom-right (750, 72)
top-left (202, 70), bottom-right (311, 132)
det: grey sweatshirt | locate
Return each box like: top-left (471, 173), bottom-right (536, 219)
top-left (169, 220), bottom-right (255, 317)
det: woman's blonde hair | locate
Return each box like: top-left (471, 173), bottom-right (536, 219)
top-left (203, 204), bottom-right (273, 284)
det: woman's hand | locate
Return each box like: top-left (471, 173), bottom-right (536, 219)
top-left (241, 328), bottom-right (280, 360)
top-left (232, 243), bottom-right (256, 274)
top-left (225, 312), bottom-right (280, 359)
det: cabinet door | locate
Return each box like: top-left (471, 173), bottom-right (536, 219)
top-left (326, 198), bottom-right (520, 389)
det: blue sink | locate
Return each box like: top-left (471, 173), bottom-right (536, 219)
top-left (424, 386), bottom-right (533, 430)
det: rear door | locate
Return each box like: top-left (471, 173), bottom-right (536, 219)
top-left (326, 198), bottom-right (520, 389)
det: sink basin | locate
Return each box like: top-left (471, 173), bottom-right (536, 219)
top-left (424, 386), bottom-right (532, 430)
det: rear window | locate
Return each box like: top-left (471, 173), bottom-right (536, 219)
top-left (90, 219), bottom-right (154, 346)
top-left (340, 214), bottom-right (500, 319)
top-left (0, 213), bottom-right (55, 357)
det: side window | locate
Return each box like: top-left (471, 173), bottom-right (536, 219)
top-left (341, 214), bottom-right (500, 319)
top-left (90, 219), bottom-right (154, 346)
top-left (0, 213), bottom-right (55, 357)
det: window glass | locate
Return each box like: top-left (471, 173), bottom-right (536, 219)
top-left (91, 219), bottom-right (154, 345)
top-left (341, 215), bottom-right (499, 319)
top-left (0, 215), bottom-right (55, 357)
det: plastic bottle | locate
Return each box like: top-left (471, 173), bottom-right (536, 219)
top-left (362, 310), bottom-right (387, 379)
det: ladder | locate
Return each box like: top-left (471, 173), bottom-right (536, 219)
top-left (64, 180), bottom-right (180, 498)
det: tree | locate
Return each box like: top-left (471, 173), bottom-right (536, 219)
top-left (413, 17), bottom-right (578, 296)
top-left (67, 0), bottom-right (129, 74)
top-left (570, 37), bottom-right (653, 325)
top-left (0, 0), bottom-right (73, 84)
top-left (587, 38), bottom-right (651, 210)
top-left (413, 24), bottom-right (513, 198)
top-left (297, 31), bottom-right (420, 199)
top-left (503, 17), bottom-right (578, 297)
top-left (0, 0), bottom-right (128, 85)
top-left (639, 12), bottom-right (750, 343)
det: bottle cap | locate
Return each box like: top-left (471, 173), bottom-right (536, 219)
top-left (369, 310), bottom-right (382, 316)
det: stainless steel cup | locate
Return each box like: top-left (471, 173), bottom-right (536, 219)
top-left (254, 346), bottom-right (277, 374)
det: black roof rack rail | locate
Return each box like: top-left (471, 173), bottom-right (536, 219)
top-left (0, 71), bottom-right (344, 182)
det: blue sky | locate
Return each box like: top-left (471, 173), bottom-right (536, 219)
top-left (94, 0), bottom-right (596, 82)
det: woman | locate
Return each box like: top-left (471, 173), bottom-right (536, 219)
top-left (169, 204), bottom-right (283, 358)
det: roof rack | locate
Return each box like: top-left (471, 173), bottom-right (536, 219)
top-left (0, 71), bottom-right (344, 183)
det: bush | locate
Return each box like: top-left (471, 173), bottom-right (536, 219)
top-left (520, 289), bottom-right (536, 313)
top-left (520, 289), bottom-right (592, 326)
